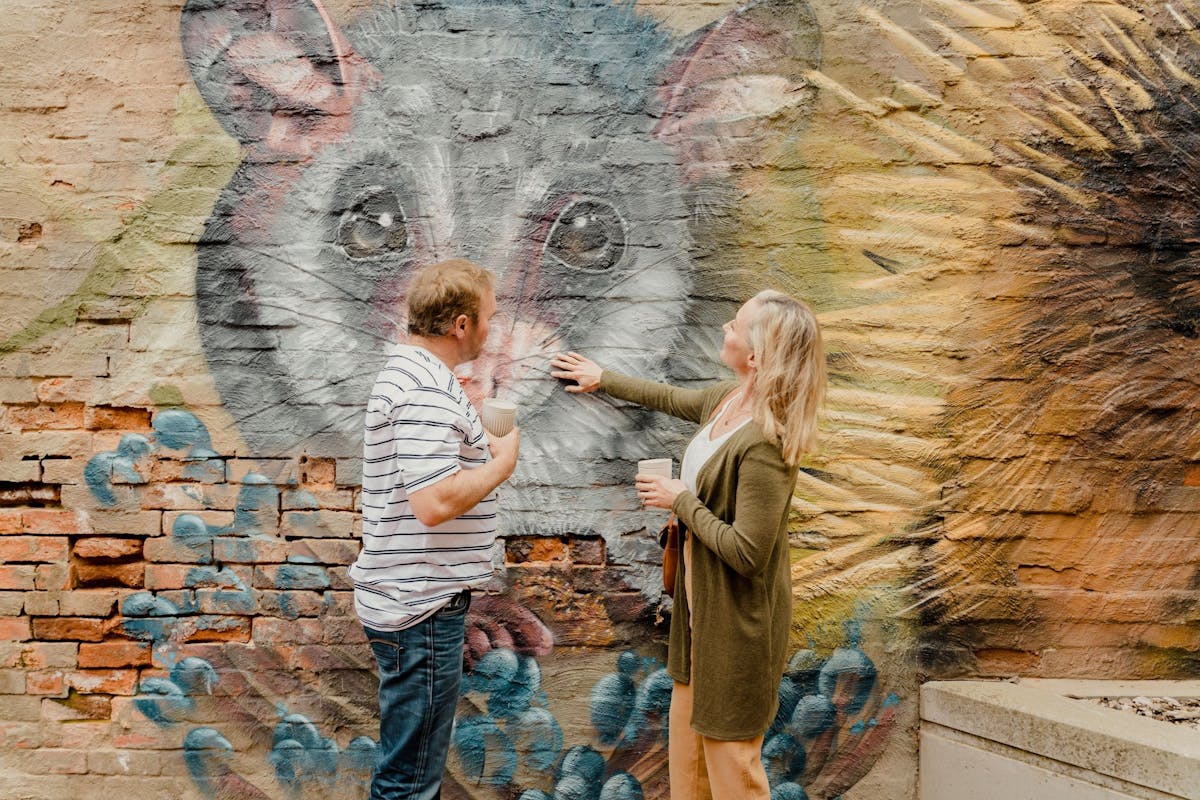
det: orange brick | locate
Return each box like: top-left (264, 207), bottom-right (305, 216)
top-left (26, 670), bottom-right (66, 696)
top-left (0, 536), bottom-right (69, 563)
top-left (0, 616), bottom-right (32, 640)
top-left (300, 456), bottom-right (336, 486)
top-left (8, 403), bottom-right (85, 431)
top-left (253, 617), bottom-right (322, 644)
top-left (1186, 464), bottom-right (1200, 487)
top-left (84, 406), bottom-right (152, 431)
top-left (77, 642), bottom-right (151, 669)
top-left (183, 616), bottom-right (252, 643)
top-left (66, 669), bottom-right (138, 696)
top-left (974, 648), bottom-right (1042, 676)
top-left (73, 537), bottom-right (142, 560)
top-left (0, 510), bottom-right (22, 534)
top-left (506, 536), bottom-right (569, 563)
top-left (22, 509), bottom-right (91, 535)
top-left (73, 562), bottom-right (144, 589)
top-left (31, 617), bottom-right (106, 642)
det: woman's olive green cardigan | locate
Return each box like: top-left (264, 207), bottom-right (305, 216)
top-left (601, 370), bottom-right (798, 741)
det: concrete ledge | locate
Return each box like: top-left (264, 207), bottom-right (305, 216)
top-left (920, 680), bottom-right (1200, 800)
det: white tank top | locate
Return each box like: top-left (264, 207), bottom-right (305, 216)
top-left (680, 392), bottom-right (749, 492)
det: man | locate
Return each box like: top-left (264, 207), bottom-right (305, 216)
top-left (351, 258), bottom-right (519, 800)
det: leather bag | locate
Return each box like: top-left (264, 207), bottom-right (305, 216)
top-left (659, 514), bottom-right (683, 597)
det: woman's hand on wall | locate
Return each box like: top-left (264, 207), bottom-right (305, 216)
top-left (636, 475), bottom-right (685, 510)
top-left (550, 352), bottom-right (602, 393)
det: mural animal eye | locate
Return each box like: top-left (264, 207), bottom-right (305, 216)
top-left (338, 188), bottom-right (408, 259)
top-left (545, 198), bottom-right (626, 272)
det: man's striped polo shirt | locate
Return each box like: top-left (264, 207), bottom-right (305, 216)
top-left (350, 344), bottom-right (497, 631)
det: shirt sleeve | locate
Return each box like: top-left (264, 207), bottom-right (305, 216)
top-left (390, 388), bottom-right (469, 493)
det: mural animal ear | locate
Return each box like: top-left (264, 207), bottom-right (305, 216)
top-left (655, 0), bottom-right (822, 182)
top-left (180, 0), bottom-right (377, 156)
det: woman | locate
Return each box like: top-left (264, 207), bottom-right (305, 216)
top-left (550, 290), bottom-right (825, 800)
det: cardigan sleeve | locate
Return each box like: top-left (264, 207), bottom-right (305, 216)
top-left (599, 369), bottom-right (714, 424)
top-left (670, 440), bottom-right (793, 578)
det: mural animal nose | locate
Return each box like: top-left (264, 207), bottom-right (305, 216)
top-left (458, 313), bottom-right (562, 407)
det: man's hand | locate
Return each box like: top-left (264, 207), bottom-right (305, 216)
top-left (550, 352), bottom-right (602, 393)
top-left (488, 427), bottom-right (520, 477)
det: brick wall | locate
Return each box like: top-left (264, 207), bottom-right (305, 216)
top-left (4, 0), bottom-right (1200, 799)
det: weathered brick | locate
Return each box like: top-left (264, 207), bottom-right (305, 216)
top-left (0, 458), bottom-right (40, 482)
top-left (322, 591), bottom-right (355, 615)
top-left (569, 537), bottom-right (606, 565)
top-left (163, 509), bottom-right (233, 533)
top-left (22, 591), bottom-right (59, 616)
top-left (0, 617), bottom-right (31, 642)
top-left (87, 749), bottom-right (161, 776)
top-left (335, 458), bottom-right (361, 487)
top-left (0, 510), bottom-right (22, 534)
top-left (0, 431), bottom-right (91, 461)
top-left (73, 537), bottom-right (142, 560)
top-left (21, 747), bottom-right (88, 775)
top-left (180, 615), bottom-right (252, 643)
top-left (26, 669), bottom-right (67, 697)
top-left (0, 695), bottom-right (43, 721)
top-left (36, 378), bottom-right (100, 404)
top-left (39, 457), bottom-right (79, 484)
top-left (193, 589), bottom-right (256, 615)
top-left (0, 536), bottom-right (69, 563)
top-left (0, 642), bottom-right (77, 670)
top-left (35, 563), bottom-right (70, 591)
top-left (144, 563), bottom-right (250, 591)
top-left (57, 589), bottom-right (120, 617)
top-left (77, 642), bottom-right (151, 669)
top-left (138, 482), bottom-right (205, 510)
top-left (0, 566), bottom-right (37, 591)
top-left (57, 719), bottom-right (116, 749)
top-left (282, 487), bottom-right (355, 510)
top-left (149, 458), bottom-right (226, 483)
top-left (143, 535), bottom-right (211, 564)
top-left (44, 691), bottom-right (112, 722)
top-left (289, 538), bottom-right (360, 565)
top-left (254, 564), bottom-right (331, 591)
top-left (7, 402), bottom-right (86, 431)
top-left (87, 510), bottom-right (161, 536)
top-left (66, 669), bottom-right (138, 695)
top-left (73, 561), bottom-right (144, 589)
top-left (298, 456), bottom-right (337, 485)
top-left (321, 616), bottom-right (367, 645)
top-left (252, 617), bottom-right (322, 644)
top-left (84, 406), bottom-right (152, 430)
top-left (31, 617), bottom-right (107, 642)
top-left (213, 536), bottom-right (289, 563)
top-left (0, 668), bottom-right (25, 694)
top-left (255, 590), bottom-right (326, 618)
top-left (0, 592), bottom-right (24, 616)
top-left (22, 509), bottom-right (91, 535)
top-left (227, 458), bottom-right (298, 485)
top-left (0, 378), bottom-right (36, 403)
top-left (506, 536), bottom-right (569, 563)
top-left (280, 510), bottom-right (355, 538)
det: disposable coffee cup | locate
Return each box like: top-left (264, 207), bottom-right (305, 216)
top-left (482, 398), bottom-right (517, 436)
top-left (636, 458), bottom-right (673, 479)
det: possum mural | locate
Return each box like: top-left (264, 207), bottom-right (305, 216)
top-left (180, 0), bottom-right (821, 567)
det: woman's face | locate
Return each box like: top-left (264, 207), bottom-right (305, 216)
top-left (720, 299), bottom-right (759, 377)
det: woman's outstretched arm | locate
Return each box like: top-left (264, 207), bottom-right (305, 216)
top-left (550, 351), bottom-right (712, 423)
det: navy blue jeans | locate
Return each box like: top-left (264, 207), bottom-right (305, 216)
top-left (364, 590), bottom-right (470, 800)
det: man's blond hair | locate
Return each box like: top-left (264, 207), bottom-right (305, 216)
top-left (406, 259), bottom-right (495, 337)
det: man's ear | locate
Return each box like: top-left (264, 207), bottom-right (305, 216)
top-left (452, 314), bottom-right (471, 337)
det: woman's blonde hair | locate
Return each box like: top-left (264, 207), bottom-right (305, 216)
top-left (746, 290), bottom-right (826, 465)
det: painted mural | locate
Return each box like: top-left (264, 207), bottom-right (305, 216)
top-left (4, 0), bottom-right (1200, 798)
